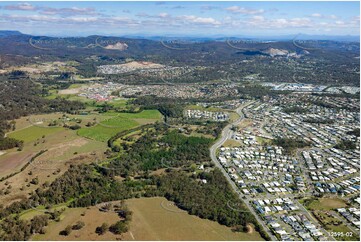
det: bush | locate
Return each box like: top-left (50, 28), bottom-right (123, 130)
top-left (109, 221), bottom-right (129, 234)
top-left (95, 223), bottom-right (109, 235)
top-left (59, 225), bottom-right (72, 236)
top-left (72, 221), bottom-right (85, 230)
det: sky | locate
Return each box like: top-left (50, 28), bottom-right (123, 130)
top-left (0, 1), bottom-right (359, 37)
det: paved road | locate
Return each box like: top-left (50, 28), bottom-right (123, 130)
top-left (209, 101), bottom-right (340, 241)
top-left (209, 101), bottom-right (277, 240)
top-left (294, 200), bottom-right (335, 241)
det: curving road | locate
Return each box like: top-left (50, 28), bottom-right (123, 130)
top-left (209, 101), bottom-right (277, 240)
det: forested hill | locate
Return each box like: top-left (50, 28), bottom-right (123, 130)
top-left (0, 31), bottom-right (359, 86)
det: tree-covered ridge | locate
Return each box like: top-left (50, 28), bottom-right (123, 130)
top-left (1, 34), bottom-right (359, 86)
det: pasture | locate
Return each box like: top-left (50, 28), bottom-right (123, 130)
top-left (1, 113), bottom-right (107, 207)
top-left (8, 126), bottom-right (63, 143)
top-left (31, 197), bottom-right (263, 241)
top-left (32, 206), bottom-right (120, 241)
top-left (77, 110), bottom-right (161, 142)
top-left (122, 197), bottom-right (264, 241)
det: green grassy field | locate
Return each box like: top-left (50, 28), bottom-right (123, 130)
top-left (108, 98), bottom-right (129, 108)
top-left (20, 203), bottom-right (68, 220)
top-left (223, 139), bottom-right (242, 147)
top-left (305, 197), bottom-right (348, 211)
top-left (8, 126), bottom-right (63, 143)
top-left (116, 110), bottom-right (162, 119)
top-left (77, 121), bottom-right (138, 142)
top-left (77, 110), bottom-right (161, 142)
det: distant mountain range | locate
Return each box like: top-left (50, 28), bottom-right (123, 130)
top-left (0, 29), bottom-right (359, 86)
top-left (120, 34), bottom-right (360, 42)
top-left (0, 30), bottom-right (359, 42)
top-left (0, 30), bottom-right (24, 37)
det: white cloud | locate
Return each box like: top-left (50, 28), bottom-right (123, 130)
top-left (40, 7), bottom-right (97, 16)
top-left (311, 13), bottom-right (322, 17)
top-left (4, 3), bottom-right (37, 11)
top-left (158, 12), bottom-right (169, 18)
top-left (335, 20), bottom-right (345, 25)
top-left (252, 16), bottom-right (265, 21)
top-left (226, 6), bottom-right (264, 15)
top-left (309, 13), bottom-right (339, 20)
top-left (180, 15), bottom-right (221, 25)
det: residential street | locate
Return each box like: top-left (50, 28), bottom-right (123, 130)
top-left (209, 101), bottom-right (277, 240)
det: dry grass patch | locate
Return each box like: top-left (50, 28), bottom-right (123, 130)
top-left (33, 207), bottom-right (120, 241)
top-left (122, 197), bottom-right (264, 241)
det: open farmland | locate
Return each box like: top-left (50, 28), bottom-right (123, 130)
top-left (77, 110), bottom-right (162, 142)
top-left (0, 114), bottom-right (107, 207)
top-left (7, 126), bottom-right (63, 143)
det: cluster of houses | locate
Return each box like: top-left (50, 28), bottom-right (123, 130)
top-left (337, 208), bottom-right (360, 228)
top-left (232, 132), bottom-right (259, 146)
top-left (218, 147), bottom-right (306, 195)
top-left (240, 95), bottom-right (359, 197)
top-left (263, 83), bottom-right (359, 95)
top-left (263, 214), bottom-right (325, 241)
top-left (196, 99), bottom-right (242, 110)
top-left (253, 198), bottom-right (299, 215)
top-left (325, 86), bottom-right (360, 95)
top-left (271, 83), bottom-right (327, 92)
top-left (117, 83), bottom-right (238, 99)
top-left (248, 95), bottom-right (360, 151)
top-left (281, 214), bottom-right (325, 240)
top-left (217, 93), bottom-right (359, 241)
top-left (96, 61), bottom-right (167, 75)
top-left (185, 109), bottom-right (229, 122)
top-left (314, 176), bottom-right (360, 195)
top-left (302, 147), bottom-right (359, 195)
top-left (78, 82), bottom-right (122, 101)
